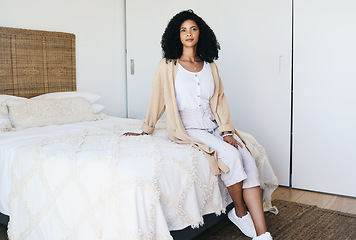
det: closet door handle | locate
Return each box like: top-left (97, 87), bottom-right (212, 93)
top-left (130, 59), bottom-right (135, 75)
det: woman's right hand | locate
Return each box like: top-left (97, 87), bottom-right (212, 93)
top-left (123, 132), bottom-right (148, 136)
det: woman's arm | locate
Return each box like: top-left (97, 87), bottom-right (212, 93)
top-left (211, 63), bottom-right (235, 135)
top-left (141, 60), bottom-right (166, 134)
top-left (222, 131), bottom-right (243, 149)
top-left (123, 60), bottom-right (166, 136)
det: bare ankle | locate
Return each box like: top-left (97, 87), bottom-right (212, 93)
top-left (235, 206), bottom-right (247, 218)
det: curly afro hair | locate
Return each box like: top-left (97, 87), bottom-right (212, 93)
top-left (161, 9), bottom-right (220, 63)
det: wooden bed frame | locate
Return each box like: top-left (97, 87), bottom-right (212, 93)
top-left (0, 26), bottom-right (232, 239)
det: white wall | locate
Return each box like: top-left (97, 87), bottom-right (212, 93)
top-left (0, 0), bottom-right (127, 117)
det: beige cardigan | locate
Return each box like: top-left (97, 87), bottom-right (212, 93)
top-left (142, 58), bottom-right (243, 175)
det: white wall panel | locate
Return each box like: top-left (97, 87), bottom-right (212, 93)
top-left (216, 0), bottom-right (292, 186)
top-left (293, 0), bottom-right (356, 197)
top-left (0, 0), bottom-right (127, 117)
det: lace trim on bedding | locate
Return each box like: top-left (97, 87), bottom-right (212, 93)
top-left (9, 123), bottom-right (224, 239)
top-left (94, 113), bottom-right (109, 120)
top-left (7, 121), bottom-right (276, 239)
top-left (2, 123), bottom-right (15, 132)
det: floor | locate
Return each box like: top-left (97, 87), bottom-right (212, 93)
top-left (271, 186), bottom-right (356, 215)
top-left (0, 224), bottom-right (5, 240)
top-left (0, 186), bottom-right (355, 239)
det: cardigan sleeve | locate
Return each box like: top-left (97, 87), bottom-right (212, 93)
top-left (213, 64), bottom-right (235, 135)
top-left (141, 60), bottom-right (166, 134)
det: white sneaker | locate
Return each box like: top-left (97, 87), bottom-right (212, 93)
top-left (227, 208), bottom-right (257, 238)
top-left (253, 232), bottom-right (273, 240)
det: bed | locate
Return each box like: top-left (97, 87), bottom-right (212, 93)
top-left (0, 27), bottom-right (278, 240)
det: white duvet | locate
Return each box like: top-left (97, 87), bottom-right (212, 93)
top-left (0, 117), bottom-right (278, 240)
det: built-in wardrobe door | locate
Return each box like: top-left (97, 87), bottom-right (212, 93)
top-left (215, 0), bottom-right (292, 186)
top-left (126, 0), bottom-right (219, 119)
top-left (293, 0), bottom-right (356, 197)
top-left (126, 0), bottom-right (292, 186)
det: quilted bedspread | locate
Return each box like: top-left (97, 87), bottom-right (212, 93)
top-left (3, 117), bottom-right (278, 240)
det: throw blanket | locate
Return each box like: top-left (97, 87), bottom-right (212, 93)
top-left (6, 118), bottom-right (278, 240)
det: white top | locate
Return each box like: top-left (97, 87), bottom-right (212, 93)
top-left (175, 62), bottom-right (217, 130)
top-left (175, 61), bottom-right (214, 111)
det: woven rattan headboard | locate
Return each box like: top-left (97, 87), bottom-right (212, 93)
top-left (0, 27), bottom-right (76, 98)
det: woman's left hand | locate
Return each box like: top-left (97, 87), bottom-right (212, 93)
top-left (223, 135), bottom-right (243, 149)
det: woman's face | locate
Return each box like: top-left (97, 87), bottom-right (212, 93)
top-left (180, 20), bottom-right (200, 48)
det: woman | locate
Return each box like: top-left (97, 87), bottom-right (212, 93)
top-left (124, 10), bottom-right (272, 240)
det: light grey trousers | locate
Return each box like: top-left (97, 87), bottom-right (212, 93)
top-left (180, 108), bottom-right (260, 188)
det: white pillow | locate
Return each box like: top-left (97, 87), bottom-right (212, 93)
top-left (92, 104), bottom-right (105, 113)
top-left (0, 95), bottom-right (27, 115)
top-left (0, 95), bottom-right (27, 103)
top-left (5, 97), bottom-right (96, 130)
top-left (31, 91), bottom-right (101, 103)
